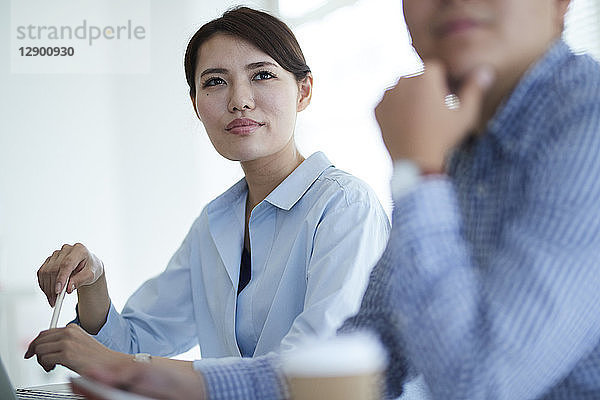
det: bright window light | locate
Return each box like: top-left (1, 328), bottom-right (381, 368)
top-left (278, 0), bottom-right (329, 19)
top-left (288, 0), bottom-right (421, 214)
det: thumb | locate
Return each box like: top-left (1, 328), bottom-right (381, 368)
top-left (457, 65), bottom-right (495, 128)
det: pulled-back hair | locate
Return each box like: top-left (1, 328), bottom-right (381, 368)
top-left (184, 6), bottom-right (311, 98)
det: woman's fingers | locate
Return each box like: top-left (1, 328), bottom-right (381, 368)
top-left (38, 250), bottom-right (59, 306)
top-left (53, 244), bottom-right (81, 295)
top-left (67, 259), bottom-right (94, 293)
top-left (36, 243), bottom-right (104, 303)
top-left (25, 328), bottom-right (63, 358)
top-left (25, 325), bottom-right (107, 373)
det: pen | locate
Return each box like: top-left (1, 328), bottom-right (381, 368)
top-left (49, 285), bottom-right (66, 329)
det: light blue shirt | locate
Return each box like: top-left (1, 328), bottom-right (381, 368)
top-left (92, 152), bottom-right (390, 360)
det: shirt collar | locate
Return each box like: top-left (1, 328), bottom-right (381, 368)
top-left (264, 151), bottom-right (334, 211)
top-left (208, 152), bottom-right (334, 215)
top-left (484, 39), bottom-right (572, 156)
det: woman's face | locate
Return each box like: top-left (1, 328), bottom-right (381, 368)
top-left (192, 34), bottom-right (311, 162)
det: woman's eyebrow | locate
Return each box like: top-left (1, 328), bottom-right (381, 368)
top-left (200, 68), bottom-right (228, 78)
top-left (246, 61), bottom-right (278, 70)
top-left (199, 62), bottom-right (277, 78)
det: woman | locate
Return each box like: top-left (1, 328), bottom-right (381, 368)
top-left (26, 7), bottom-right (389, 374)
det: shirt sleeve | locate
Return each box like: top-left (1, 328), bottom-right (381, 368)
top-left (344, 104), bottom-right (600, 398)
top-left (92, 218), bottom-right (200, 357)
top-left (196, 353), bottom-right (287, 400)
top-left (277, 187), bottom-right (390, 352)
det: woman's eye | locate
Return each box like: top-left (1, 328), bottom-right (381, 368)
top-left (253, 71), bottom-right (275, 81)
top-left (203, 77), bottom-right (226, 88)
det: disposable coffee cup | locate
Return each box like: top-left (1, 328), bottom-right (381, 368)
top-left (282, 333), bottom-right (387, 400)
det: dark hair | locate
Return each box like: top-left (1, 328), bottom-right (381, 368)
top-left (184, 6), bottom-right (311, 98)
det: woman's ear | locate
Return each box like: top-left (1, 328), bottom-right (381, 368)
top-left (190, 94), bottom-right (202, 121)
top-left (296, 73), bottom-right (313, 112)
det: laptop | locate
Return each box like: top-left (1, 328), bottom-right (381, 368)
top-left (0, 356), bottom-right (83, 399)
top-left (2, 356), bottom-right (154, 400)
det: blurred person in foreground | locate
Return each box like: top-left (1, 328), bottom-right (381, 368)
top-left (75, 0), bottom-right (600, 398)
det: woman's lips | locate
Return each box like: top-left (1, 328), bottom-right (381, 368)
top-left (225, 118), bottom-right (264, 135)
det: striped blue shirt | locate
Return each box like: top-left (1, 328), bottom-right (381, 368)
top-left (197, 40), bottom-right (600, 400)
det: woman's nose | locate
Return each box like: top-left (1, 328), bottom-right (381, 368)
top-left (228, 82), bottom-right (255, 112)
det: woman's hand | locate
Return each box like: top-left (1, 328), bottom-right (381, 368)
top-left (74, 360), bottom-right (207, 400)
top-left (24, 324), bottom-right (130, 373)
top-left (37, 243), bottom-right (104, 307)
top-left (375, 61), bottom-right (494, 172)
